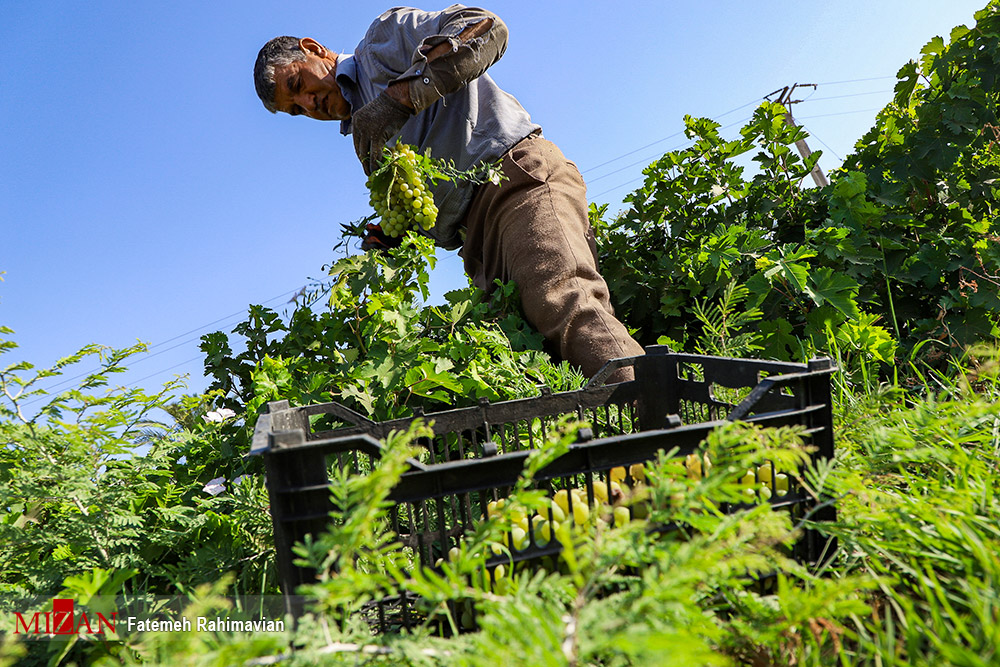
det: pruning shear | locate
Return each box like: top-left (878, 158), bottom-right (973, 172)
top-left (341, 222), bottom-right (402, 253)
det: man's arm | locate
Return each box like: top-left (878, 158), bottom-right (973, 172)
top-left (352, 7), bottom-right (509, 172)
top-left (389, 12), bottom-right (506, 113)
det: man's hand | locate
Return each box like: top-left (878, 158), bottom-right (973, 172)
top-left (352, 88), bottom-right (413, 175)
top-left (360, 222), bottom-right (402, 252)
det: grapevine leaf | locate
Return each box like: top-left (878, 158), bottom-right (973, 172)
top-left (894, 61), bottom-right (919, 106)
top-left (807, 268), bottom-right (861, 318)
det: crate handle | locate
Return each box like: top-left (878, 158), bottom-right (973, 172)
top-left (304, 401), bottom-right (377, 429)
top-left (587, 355), bottom-right (641, 387)
top-left (726, 357), bottom-right (836, 421)
top-left (322, 434), bottom-right (429, 472)
top-left (726, 374), bottom-right (799, 421)
top-left (249, 411), bottom-right (274, 456)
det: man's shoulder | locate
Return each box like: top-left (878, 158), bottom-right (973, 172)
top-left (360, 7), bottom-right (412, 46)
top-left (364, 5), bottom-right (469, 36)
top-left (374, 4), bottom-right (469, 20)
top-left (374, 6), bottom-right (408, 21)
top-left (368, 6), bottom-right (426, 29)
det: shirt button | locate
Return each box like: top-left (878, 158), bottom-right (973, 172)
top-left (415, 69), bottom-right (421, 74)
top-left (422, 77), bottom-right (430, 84)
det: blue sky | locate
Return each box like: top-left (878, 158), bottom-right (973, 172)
top-left (0, 1), bottom-right (990, 406)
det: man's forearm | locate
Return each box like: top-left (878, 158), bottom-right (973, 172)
top-left (396, 11), bottom-right (508, 113)
top-left (385, 80), bottom-right (414, 110)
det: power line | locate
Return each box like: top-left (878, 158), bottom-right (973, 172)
top-left (556, 76), bottom-right (896, 199)
top-left (590, 177), bottom-right (648, 202)
top-left (144, 293), bottom-right (298, 351)
top-left (589, 99), bottom-right (888, 201)
top-left (580, 96), bottom-right (765, 175)
top-left (581, 130), bottom-right (686, 176)
top-left (797, 107), bottom-right (881, 120)
top-left (126, 355), bottom-right (206, 389)
top-left (807, 89), bottom-right (892, 102)
top-left (586, 147), bottom-right (680, 185)
top-left (16, 287), bottom-right (303, 404)
top-left (799, 124), bottom-right (844, 162)
top-left (815, 75), bottom-right (895, 86)
top-left (588, 113), bottom-right (757, 200)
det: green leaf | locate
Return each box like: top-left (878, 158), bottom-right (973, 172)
top-left (807, 268), bottom-right (860, 318)
top-left (339, 382), bottom-right (375, 415)
top-left (767, 257), bottom-right (810, 293)
top-left (920, 35), bottom-right (946, 64)
top-left (949, 24), bottom-right (971, 43)
top-left (894, 61), bottom-right (920, 106)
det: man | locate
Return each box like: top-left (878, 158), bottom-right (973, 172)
top-left (254, 5), bottom-right (644, 382)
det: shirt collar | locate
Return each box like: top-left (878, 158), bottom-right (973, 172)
top-left (336, 53), bottom-right (357, 136)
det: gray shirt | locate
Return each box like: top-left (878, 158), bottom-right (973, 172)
top-left (336, 5), bottom-right (541, 249)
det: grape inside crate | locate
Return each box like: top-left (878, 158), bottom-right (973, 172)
top-left (251, 347), bottom-right (837, 625)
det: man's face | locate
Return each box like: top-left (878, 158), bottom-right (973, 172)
top-left (272, 38), bottom-right (351, 121)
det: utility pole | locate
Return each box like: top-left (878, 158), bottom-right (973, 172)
top-left (766, 84), bottom-right (829, 188)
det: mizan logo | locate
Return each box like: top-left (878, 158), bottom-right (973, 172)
top-left (14, 599), bottom-right (116, 636)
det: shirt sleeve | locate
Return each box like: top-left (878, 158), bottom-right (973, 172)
top-left (363, 5), bottom-right (509, 113)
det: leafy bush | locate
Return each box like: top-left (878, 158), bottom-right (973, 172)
top-left (200, 235), bottom-right (582, 432)
top-left (0, 332), bottom-right (275, 600)
top-left (595, 2), bottom-right (1000, 370)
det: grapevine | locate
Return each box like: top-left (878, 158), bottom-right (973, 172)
top-left (367, 142), bottom-right (440, 238)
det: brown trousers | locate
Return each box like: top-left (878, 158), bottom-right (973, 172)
top-left (459, 135), bottom-right (645, 381)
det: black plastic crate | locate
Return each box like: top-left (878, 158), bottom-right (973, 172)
top-left (251, 347), bottom-right (837, 625)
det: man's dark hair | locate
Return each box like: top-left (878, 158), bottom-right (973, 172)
top-left (254, 36), bottom-right (307, 113)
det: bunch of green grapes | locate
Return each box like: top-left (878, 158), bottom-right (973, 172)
top-left (366, 143), bottom-right (439, 238)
